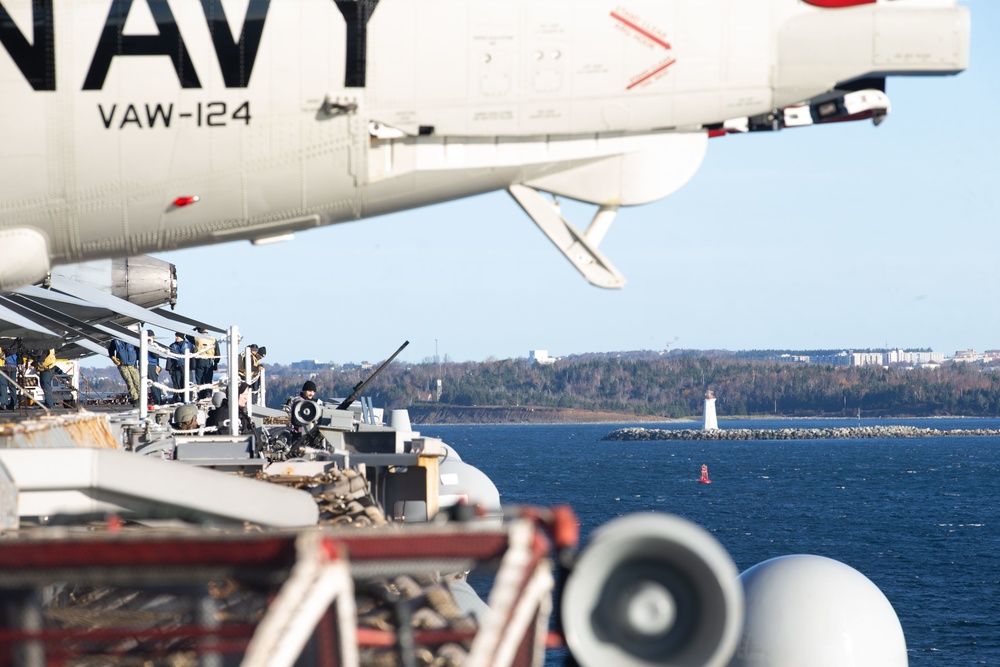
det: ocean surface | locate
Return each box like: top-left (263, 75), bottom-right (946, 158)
top-left (419, 418), bottom-right (1000, 666)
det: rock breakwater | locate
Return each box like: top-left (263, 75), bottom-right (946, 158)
top-left (603, 425), bottom-right (1000, 441)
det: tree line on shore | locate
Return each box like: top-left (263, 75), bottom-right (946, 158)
top-left (261, 355), bottom-right (1000, 418)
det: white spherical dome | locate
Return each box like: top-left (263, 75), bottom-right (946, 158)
top-left (732, 554), bottom-right (907, 667)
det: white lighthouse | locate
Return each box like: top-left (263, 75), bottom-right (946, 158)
top-left (703, 389), bottom-right (719, 430)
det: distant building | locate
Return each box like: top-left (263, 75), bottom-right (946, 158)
top-left (778, 354), bottom-right (811, 364)
top-left (772, 349), bottom-right (946, 367)
top-left (290, 359), bottom-right (335, 371)
top-left (888, 350), bottom-right (944, 365)
top-left (529, 350), bottom-right (557, 365)
top-left (850, 350), bottom-right (946, 367)
top-left (850, 352), bottom-right (885, 367)
top-left (811, 351), bottom-right (851, 366)
top-left (951, 349), bottom-right (985, 364)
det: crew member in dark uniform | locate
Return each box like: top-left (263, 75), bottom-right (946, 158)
top-left (167, 332), bottom-right (193, 403)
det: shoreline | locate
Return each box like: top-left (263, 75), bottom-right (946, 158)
top-left (603, 425), bottom-right (1000, 441)
top-left (406, 405), bottom-right (668, 425)
top-left (405, 405), bottom-right (1000, 426)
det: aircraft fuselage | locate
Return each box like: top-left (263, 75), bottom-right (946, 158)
top-left (0, 0), bottom-right (969, 289)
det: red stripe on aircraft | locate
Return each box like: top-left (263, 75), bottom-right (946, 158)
top-left (627, 59), bottom-right (677, 90)
top-left (802, 0), bottom-right (876, 7)
top-left (611, 11), bottom-right (672, 51)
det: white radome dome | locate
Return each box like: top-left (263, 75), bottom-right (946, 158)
top-left (731, 554), bottom-right (907, 667)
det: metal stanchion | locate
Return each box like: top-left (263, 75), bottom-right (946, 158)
top-left (184, 348), bottom-right (192, 404)
top-left (139, 327), bottom-right (148, 420)
top-left (71, 360), bottom-right (80, 408)
top-left (229, 326), bottom-right (239, 435)
top-left (259, 366), bottom-right (266, 409)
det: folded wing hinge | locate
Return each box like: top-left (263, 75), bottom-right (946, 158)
top-left (507, 185), bottom-right (626, 290)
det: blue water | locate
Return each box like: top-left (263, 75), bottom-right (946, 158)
top-left (420, 418), bottom-right (1000, 666)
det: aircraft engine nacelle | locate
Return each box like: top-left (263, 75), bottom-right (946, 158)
top-left (0, 229), bottom-right (50, 292)
top-left (51, 257), bottom-right (178, 310)
top-left (561, 513), bottom-right (744, 667)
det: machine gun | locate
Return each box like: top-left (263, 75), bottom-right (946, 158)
top-left (336, 340), bottom-right (409, 411)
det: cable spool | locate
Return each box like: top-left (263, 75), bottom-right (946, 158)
top-left (291, 399), bottom-right (320, 427)
top-left (562, 513), bottom-right (744, 667)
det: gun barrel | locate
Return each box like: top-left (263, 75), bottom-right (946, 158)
top-left (336, 340), bottom-right (409, 410)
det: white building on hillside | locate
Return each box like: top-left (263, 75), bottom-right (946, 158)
top-left (850, 352), bottom-right (884, 367)
top-left (951, 349), bottom-right (985, 363)
top-left (529, 350), bottom-right (556, 365)
top-left (887, 349), bottom-right (945, 365)
top-left (850, 350), bottom-right (945, 367)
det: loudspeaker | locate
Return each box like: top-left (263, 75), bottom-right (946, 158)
top-left (562, 513), bottom-right (744, 667)
top-left (290, 399), bottom-right (320, 427)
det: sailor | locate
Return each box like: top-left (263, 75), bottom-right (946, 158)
top-left (172, 403), bottom-right (200, 431)
top-left (2, 348), bottom-right (18, 409)
top-left (188, 327), bottom-right (219, 400)
top-left (205, 393), bottom-right (226, 433)
top-left (166, 332), bottom-right (193, 403)
top-left (206, 382), bottom-right (254, 436)
top-left (0, 345), bottom-right (11, 410)
top-left (145, 330), bottom-right (166, 406)
top-left (36, 348), bottom-right (57, 409)
top-left (108, 339), bottom-right (140, 406)
top-left (237, 344), bottom-right (266, 391)
top-left (299, 380), bottom-right (317, 402)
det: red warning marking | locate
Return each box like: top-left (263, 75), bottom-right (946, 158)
top-left (610, 10), bottom-right (672, 51)
top-left (627, 58), bottom-right (676, 90)
top-left (803, 0), bottom-right (875, 7)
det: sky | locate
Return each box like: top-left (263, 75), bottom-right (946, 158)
top-left (149, 1), bottom-right (998, 367)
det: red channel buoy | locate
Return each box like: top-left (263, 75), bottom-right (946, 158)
top-left (699, 464), bottom-right (712, 484)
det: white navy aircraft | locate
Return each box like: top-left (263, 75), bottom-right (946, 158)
top-left (0, 5), bottom-right (975, 665)
top-left (0, 0), bottom-right (969, 349)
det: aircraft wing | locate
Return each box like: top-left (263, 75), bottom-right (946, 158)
top-left (0, 303), bottom-right (59, 340)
